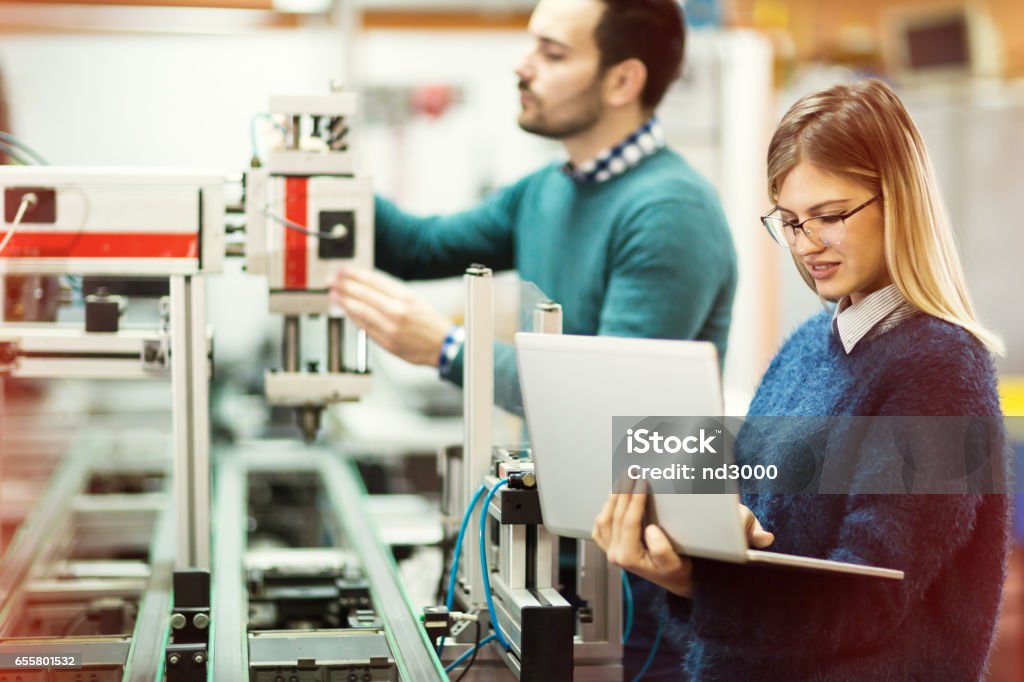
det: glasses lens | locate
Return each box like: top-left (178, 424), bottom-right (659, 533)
top-left (761, 216), bottom-right (791, 247)
top-left (805, 216), bottom-right (846, 247)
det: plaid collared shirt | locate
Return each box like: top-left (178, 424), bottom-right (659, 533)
top-left (832, 284), bottom-right (919, 354)
top-left (562, 116), bottom-right (666, 184)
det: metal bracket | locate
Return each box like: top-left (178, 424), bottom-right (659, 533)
top-left (142, 338), bottom-right (169, 371)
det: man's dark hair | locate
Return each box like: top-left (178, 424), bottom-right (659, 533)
top-left (594, 0), bottom-right (685, 111)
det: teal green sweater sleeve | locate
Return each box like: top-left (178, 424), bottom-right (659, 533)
top-left (374, 182), bottom-right (522, 280)
top-left (446, 195), bottom-right (736, 415)
top-left (446, 340), bottom-right (520, 415)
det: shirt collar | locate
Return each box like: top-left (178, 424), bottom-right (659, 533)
top-left (562, 115), bottom-right (665, 184)
top-left (832, 284), bottom-right (913, 354)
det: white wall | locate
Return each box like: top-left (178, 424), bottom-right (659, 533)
top-left (905, 83), bottom-right (1024, 373)
top-left (0, 17), bottom-right (353, 362)
top-left (353, 28), bottom-right (557, 211)
top-left (1, 30), bottom-right (346, 168)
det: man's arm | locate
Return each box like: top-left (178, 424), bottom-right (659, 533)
top-left (327, 178), bottom-right (530, 375)
top-left (374, 180), bottom-right (523, 280)
top-left (445, 197), bottom-right (738, 415)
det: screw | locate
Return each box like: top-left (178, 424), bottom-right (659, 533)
top-left (168, 654), bottom-right (180, 665)
top-left (193, 652), bottom-right (206, 665)
top-left (170, 613), bottom-right (187, 629)
top-left (193, 612), bottom-right (210, 629)
top-left (0, 343), bottom-right (17, 365)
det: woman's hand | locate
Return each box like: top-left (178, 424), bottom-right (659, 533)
top-left (592, 488), bottom-right (694, 597)
top-left (591, 490), bottom-right (775, 599)
top-left (741, 504), bottom-right (775, 549)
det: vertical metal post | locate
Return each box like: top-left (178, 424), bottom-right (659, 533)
top-left (290, 115), bottom-right (302, 150)
top-left (500, 524), bottom-right (528, 590)
top-left (534, 526), bottom-right (554, 591)
top-left (189, 278), bottom-right (211, 571)
top-left (211, 453), bottom-right (248, 678)
top-left (531, 301), bottom-right (561, 593)
top-left (578, 540), bottom-right (620, 643)
top-left (170, 275), bottom-right (211, 570)
top-left (0, 375), bottom-right (5, 540)
top-left (327, 317), bottom-right (344, 373)
top-left (283, 316), bottom-right (301, 373)
top-left (355, 327), bottom-right (368, 373)
top-left (532, 300), bottom-right (562, 336)
top-left (460, 265), bottom-right (493, 606)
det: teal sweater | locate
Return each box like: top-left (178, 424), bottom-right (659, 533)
top-left (375, 148), bottom-right (737, 413)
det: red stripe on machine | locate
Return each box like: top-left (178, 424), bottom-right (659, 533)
top-left (284, 177), bottom-right (308, 290)
top-left (0, 232), bottom-right (198, 259)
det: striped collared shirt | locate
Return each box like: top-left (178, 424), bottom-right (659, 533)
top-left (832, 284), bottom-right (919, 354)
top-left (562, 116), bottom-right (665, 184)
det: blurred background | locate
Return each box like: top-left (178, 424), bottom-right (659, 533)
top-left (0, 0), bottom-right (1021, 679)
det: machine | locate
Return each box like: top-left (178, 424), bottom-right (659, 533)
top-left (244, 91), bottom-right (374, 443)
top-left (0, 88), bottom-right (626, 682)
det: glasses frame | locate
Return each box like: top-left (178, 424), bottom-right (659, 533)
top-left (761, 195), bottom-right (881, 248)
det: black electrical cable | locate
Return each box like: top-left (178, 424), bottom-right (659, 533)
top-left (433, 534), bottom-right (456, 657)
top-left (452, 618), bottom-right (482, 682)
top-left (435, 533), bottom-right (455, 605)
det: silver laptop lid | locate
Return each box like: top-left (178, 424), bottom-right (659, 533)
top-left (515, 333), bottom-right (723, 539)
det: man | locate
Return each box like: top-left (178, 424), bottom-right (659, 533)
top-left (330, 0), bottom-right (736, 677)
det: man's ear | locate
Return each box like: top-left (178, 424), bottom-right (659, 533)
top-left (603, 58), bottom-right (647, 108)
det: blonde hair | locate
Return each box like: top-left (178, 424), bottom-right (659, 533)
top-left (767, 78), bottom-right (1004, 355)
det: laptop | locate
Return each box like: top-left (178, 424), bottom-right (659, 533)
top-left (515, 332), bottom-right (904, 581)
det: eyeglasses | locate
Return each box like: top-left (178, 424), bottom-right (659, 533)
top-left (761, 195), bottom-right (880, 248)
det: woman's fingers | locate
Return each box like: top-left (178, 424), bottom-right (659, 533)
top-left (644, 524), bottom-right (679, 570)
top-left (644, 525), bottom-right (694, 598)
top-left (607, 493), bottom-right (632, 562)
top-left (595, 493), bottom-right (695, 598)
top-left (592, 494), bottom-right (617, 548)
top-left (740, 504), bottom-right (775, 548)
top-left (618, 490), bottom-right (648, 560)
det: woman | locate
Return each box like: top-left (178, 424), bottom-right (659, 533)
top-left (593, 79), bottom-right (1010, 680)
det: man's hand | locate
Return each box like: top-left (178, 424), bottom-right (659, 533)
top-left (592, 488), bottom-right (775, 598)
top-left (328, 265), bottom-right (452, 367)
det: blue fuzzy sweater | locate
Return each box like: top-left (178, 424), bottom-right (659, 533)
top-left (665, 311), bottom-right (1011, 680)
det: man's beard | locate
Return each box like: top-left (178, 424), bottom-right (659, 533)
top-left (517, 79), bottom-right (603, 140)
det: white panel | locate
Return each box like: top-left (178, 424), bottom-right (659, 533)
top-left (266, 151), bottom-right (356, 176)
top-left (268, 93), bottom-right (358, 115)
top-left (0, 258), bottom-right (199, 276)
